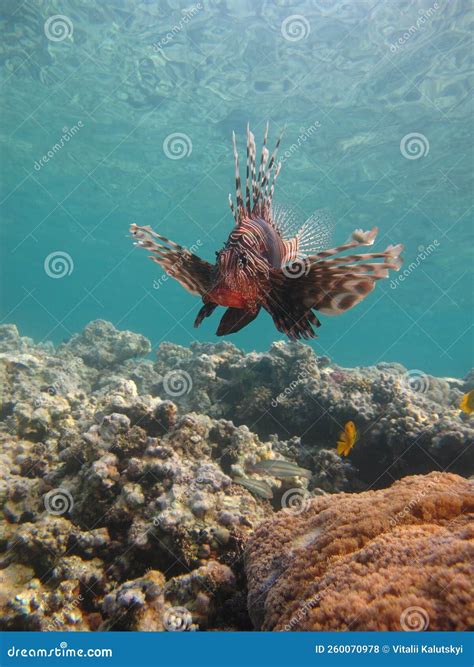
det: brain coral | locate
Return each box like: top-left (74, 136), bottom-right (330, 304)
top-left (245, 472), bottom-right (474, 631)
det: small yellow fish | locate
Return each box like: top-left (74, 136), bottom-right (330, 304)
top-left (336, 421), bottom-right (358, 457)
top-left (459, 389), bottom-right (474, 415)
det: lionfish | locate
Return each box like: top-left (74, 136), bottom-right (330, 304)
top-left (131, 124), bottom-right (403, 340)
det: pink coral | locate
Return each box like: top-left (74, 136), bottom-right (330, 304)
top-left (245, 472), bottom-right (474, 631)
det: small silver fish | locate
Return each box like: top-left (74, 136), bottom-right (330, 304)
top-left (249, 459), bottom-right (312, 479)
top-left (233, 476), bottom-right (273, 499)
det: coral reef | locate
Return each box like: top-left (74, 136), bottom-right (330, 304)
top-left (150, 340), bottom-right (474, 486)
top-left (0, 321), bottom-right (473, 632)
top-left (245, 472), bottom-right (474, 631)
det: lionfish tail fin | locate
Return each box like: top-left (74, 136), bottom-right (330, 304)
top-left (229, 123), bottom-right (284, 225)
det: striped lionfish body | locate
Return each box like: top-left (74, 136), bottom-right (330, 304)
top-left (131, 124), bottom-right (403, 340)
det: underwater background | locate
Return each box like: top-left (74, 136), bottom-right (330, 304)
top-left (0, 0), bottom-right (473, 637)
top-left (1, 0), bottom-right (472, 377)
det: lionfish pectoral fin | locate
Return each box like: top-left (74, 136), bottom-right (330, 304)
top-left (130, 224), bottom-right (214, 297)
top-left (265, 233), bottom-right (403, 340)
top-left (194, 302), bottom-right (217, 328)
top-left (216, 307), bottom-right (260, 336)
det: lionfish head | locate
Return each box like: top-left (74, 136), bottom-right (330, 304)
top-left (208, 243), bottom-right (262, 309)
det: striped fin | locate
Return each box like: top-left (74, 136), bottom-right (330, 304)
top-left (245, 124), bottom-right (251, 213)
top-left (228, 194), bottom-right (237, 223)
top-left (257, 127), bottom-right (284, 212)
top-left (267, 161), bottom-right (282, 208)
top-left (272, 205), bottom-right (335, 258)
top-left (249, 130), bottom-right (257, 205)
top-left (256, 122), bottom-right (269, 198)
top-left (309, 227), bottom-right (379, 261)
top-left (265, 234), bottom-right (404, 339)
top-left (130, 224), bottom-right (214, 297)
top-left (229, 123), bottom-right (284, 222)
top-left (232, 131), bottom-right (244, 215)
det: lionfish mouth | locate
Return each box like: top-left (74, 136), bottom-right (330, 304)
top-left (208, 287), bottom-right (248, 309)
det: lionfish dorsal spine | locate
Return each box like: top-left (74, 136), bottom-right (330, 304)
top-left (256, 122), bottom-right (269, 192)
top-left (232, 131), bottom-right (244, 215)
top-left (249, 130), bottom-right (257, 207)
top-left (229, 123), bottom-right (285, 225)
top-left (245, 123), bottom-right (251, 214)
top-left (228, 193), bottom-right (237, 224)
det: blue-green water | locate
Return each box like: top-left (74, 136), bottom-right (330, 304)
top-left (1, 0), bottom-right (472, 377)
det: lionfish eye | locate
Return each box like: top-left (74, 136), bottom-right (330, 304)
top-left (238, 253), bottom-right (247, 268)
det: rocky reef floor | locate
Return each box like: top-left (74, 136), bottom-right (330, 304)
top-left (0, 320), bottom-right (472, 631)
